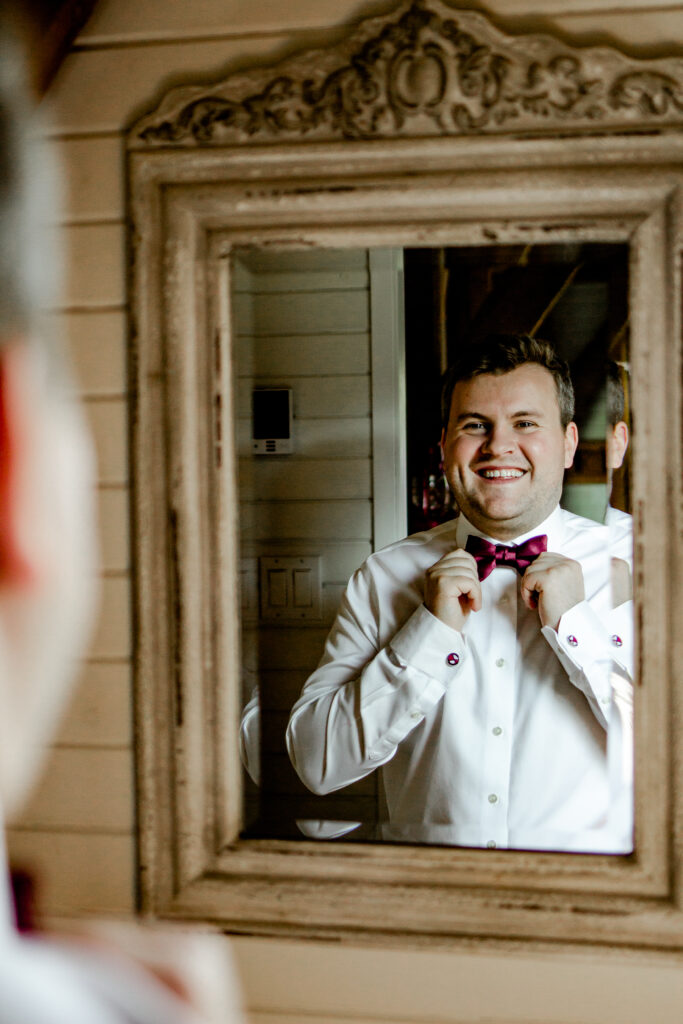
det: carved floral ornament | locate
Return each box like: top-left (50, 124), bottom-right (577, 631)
top-left (131, 0), bottom-right (683, 147)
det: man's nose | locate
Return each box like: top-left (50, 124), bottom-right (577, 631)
top-left (481, 423), bottom-right (515, 455)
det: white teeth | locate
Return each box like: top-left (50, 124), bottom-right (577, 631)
top-left (480, 469), bottom-right (524, 479)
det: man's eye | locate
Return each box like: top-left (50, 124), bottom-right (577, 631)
top-left (515, 421), bottom-right (537, 429)
top-left (463, 421), bottom-right (486, 432)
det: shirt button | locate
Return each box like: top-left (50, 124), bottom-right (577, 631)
top-left (567, 635), bottom-right (579, 647)
top-left (486, 840), bottom-right (497, 849)
top-left (495, 658), bottom-right (505, 668)
top-left (410, 711), bottom-right (422, 721)
top-left (492, 726), bottom-right (503, 736)
top-left (488, 794), bottom-right (498, 804)
top-left (446, 652), bottom-right (460, 666)
top-left (368, 752), bottom-right (381, 761)
top-left (611, 635), bottom-right (623, 647)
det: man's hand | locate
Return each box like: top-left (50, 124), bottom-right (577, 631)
top-left (520, 552), bottom-right (585, 630)
top-left (424, 549), bottom-right (482, 632)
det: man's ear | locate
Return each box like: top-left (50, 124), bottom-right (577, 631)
top-left (0, 343), bottom-right (38, 586)
top-left (607, 420), bottom-right (629, 470)
top-left (563, 421), bottom-right (579, 469)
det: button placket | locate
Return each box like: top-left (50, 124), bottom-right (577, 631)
top-left (480, 573), bottom-right (515, 847)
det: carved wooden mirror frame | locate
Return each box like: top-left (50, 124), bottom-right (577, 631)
top-left (129, 0), bottom-right (683, 950)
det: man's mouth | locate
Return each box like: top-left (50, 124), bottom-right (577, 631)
top-left (477, 468), bottom-right (526, 479)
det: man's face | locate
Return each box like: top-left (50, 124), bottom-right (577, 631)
top-left (442, 363), bottom-right (578, 541)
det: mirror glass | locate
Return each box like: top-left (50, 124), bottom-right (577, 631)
top-left (235, 241), bottom-right (633, 853)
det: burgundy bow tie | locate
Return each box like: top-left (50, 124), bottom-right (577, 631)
top-left (465, 534), bottom-right (548, 581)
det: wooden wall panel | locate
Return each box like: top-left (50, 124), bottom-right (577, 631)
top-left (47, 37), bottom-right (293, 134)
top-left (54, 663), bottom-right (132, 747)
top-left (18, 749), bottom-right (134, 831)
top-left (85, 398), bottom-right (128, 484)
top-left (76, 0), bottom-right (683, 46)
top-left (53, 136), bottom-right (125, 223)
top-left (87, 576), bottom-right (132, 660)
top-left (6, 831), bottom-right (135, 914)
top-left (61, 311), bottom-right (127, 396)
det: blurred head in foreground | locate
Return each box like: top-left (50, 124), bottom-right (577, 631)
top-left (0, 13), bottom-right (96, 821)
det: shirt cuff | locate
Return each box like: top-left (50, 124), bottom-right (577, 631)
top-left (390, 602), bottom-right (468, 686)
top-left (606, 600), bottom-right (634, 677)
top-left (542, 600), bottom-right (613, 712)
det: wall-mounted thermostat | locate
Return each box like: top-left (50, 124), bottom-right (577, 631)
top-left (252, 387), bottom-right (293, 454)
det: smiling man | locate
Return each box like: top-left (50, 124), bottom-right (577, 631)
top-left (287, 334), bottom-right (633, 852)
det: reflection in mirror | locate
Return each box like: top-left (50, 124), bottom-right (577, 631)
top-left (235, 244), bottom-right (632, 853)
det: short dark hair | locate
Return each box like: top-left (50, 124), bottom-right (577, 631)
top-left (441, 333), bottom-right (575, 430)
top-left (606, 360), bottom-right (626, 427)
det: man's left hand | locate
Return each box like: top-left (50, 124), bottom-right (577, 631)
top-left (520, 552), bottom-right (585, 630)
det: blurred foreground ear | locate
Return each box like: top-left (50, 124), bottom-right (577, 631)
top-left (0, 342), bottom-right (37, 585)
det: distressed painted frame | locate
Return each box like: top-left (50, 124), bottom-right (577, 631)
top-left (128, 1), bottom-right (683, 950)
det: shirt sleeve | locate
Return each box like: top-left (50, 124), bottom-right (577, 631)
top-left (286, 567), bottom-right (468, 795)
top-left (239, 687), bottom-right (261, 785)
top-left (542, 599), bottom-right (633, 730)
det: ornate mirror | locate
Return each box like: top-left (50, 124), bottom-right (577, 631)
top-left (129, 0), bottom-right (682, 949)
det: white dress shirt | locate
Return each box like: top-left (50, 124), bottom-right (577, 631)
top-left (0, 804), bottom-right (246, 1023)
top-left (287, 506), bottom-right (633, 852)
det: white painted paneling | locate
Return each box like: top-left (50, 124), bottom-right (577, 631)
top-left (87, 576), bottom-right (132, 659)
top-left (237, 270), bottom-right (369, 294)
top-left (237, 250), bottom-right (368, 274)
top-left (61, 310), bottom-right (127, 396)
top-left (56, 223), bottom-right (126, 308)
top-left (232, 935), bottom-right (683, 1024)
top-left (237, 377), bottom-right (370, 419)
top-left (240, 541), bottom-right (372, 583)
top-left (54, 663), bottom-right (132, 747)
top-left (236, 415), bottom-right (371, 458)
top-left (98, 487), bottom-right (130, 572)
top-left (556, 8), bottom-right (683, 46)
top-left (46, 37), bottom-right (293, 134)
top-left (240, 500), bottom-right (371, 541)
top-left (54, 136), bottom-right (125, 223)
top-left (77, 0), bottom-right (362, 43)
top-left (254, 629), bottom-right (332, 670)
top-left (238, 290), bottom-right (369, 337)
top-left (6, 831), bottom-right (135, 914)
top-left (85, 398), bottom-right (128, 484)
top-left (369, 248), bottom-right (406, 549)
top-left (237, 334), bottom-right (370, 378)
top-left (17, 748), bottom-right (134, 832)
top-left (239, 458), bottom-right (372, 501)
top-left (75, 0), bottom-right (681, 45)
top-left (290, 416), bottom-right (371, 457)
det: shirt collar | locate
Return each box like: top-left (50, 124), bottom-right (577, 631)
top-left (455, 505), bottom-right (564, 550)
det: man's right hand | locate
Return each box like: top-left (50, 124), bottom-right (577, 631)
top-left (424, 548), bottom-right (482, 632)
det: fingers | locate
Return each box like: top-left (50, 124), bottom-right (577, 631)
top-left (424, 549), bottom-right (482, 629)
top-left (521, 553), bottom-right (585, 629)
top-left (426, 550), bottom-right (482, 609)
